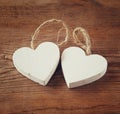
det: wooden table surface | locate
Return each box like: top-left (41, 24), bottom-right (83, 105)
top-left (0, 0), bottom-right (120, 114)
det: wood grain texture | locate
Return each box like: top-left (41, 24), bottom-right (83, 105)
top-left (0, 0), bottom-right (120, 114)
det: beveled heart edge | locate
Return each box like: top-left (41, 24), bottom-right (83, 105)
top-left (66, 67), bottom-right (107, 88)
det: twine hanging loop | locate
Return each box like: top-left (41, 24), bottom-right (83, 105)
top-left (73, 27), bottom-right (91, 55)
top-left (31, 19), bottom-right (69, 49)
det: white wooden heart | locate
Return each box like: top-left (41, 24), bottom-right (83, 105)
top-left (61, 47), bottom-right (108, 88)
top-left (13, 42), bottom-right (60, 86)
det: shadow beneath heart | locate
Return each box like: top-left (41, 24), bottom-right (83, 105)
top-left (47, 60), bottom-right (66, 88)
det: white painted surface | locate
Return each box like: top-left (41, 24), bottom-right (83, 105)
top-left (13, 42), bottom-right (60, 86)
top-left (61, 47), bottom-right (107, 88)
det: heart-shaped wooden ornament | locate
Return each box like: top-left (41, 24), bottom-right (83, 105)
top-left (13, 42), bottom-right (60, 86)
top-left (61, 47), bottom-right (107, 88)
top-left (13, 19), bottom-right (69, 86)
